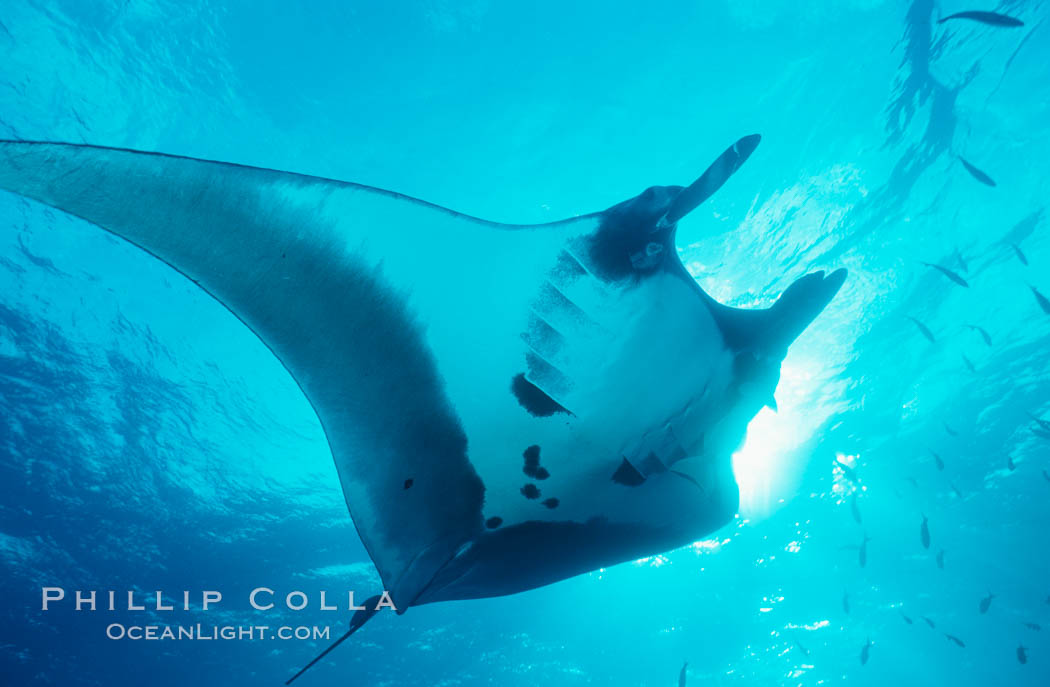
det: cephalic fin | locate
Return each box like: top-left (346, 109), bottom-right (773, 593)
top-left (700, 268), bottom-right (847, 356)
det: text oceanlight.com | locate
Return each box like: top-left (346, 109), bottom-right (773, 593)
top-left (105, 624), bottom-right (331, 641)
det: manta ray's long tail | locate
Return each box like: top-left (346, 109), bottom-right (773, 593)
top-left (285, 595), bottom-right (383, 684)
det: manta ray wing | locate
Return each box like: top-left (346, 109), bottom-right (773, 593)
top-left (0, 141), bottom-right (601, 610)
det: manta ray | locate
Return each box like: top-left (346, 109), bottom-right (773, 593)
top-left (0, 135), bottom-right (845, 680)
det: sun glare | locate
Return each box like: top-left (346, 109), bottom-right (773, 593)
top-left (732, 358), bottom-right (827, 520)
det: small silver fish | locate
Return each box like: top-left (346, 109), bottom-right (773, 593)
top-left (1030, 286), bottom-right (1050, 315)
top-left (939, 10), bottom-right (1024, 27)
top-left (907, 316), bottom-right (937, 343)
top-left (929, 450), bottom-right (944, 471)
top-left (958, 157), bottom-right (997, 187)
top-left (921, 262), bottom-right (969, 287)
top-left (836, 458), bottom-right (861, 483)
top-left (1012, 243), bottom-right (1029, 266)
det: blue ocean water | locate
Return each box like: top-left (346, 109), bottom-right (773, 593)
top-left (1, 0), bottom-right (1048, 685)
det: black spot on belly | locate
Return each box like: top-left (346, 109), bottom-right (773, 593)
top-left (403, 478), bottom-right (414, 490)
top-left (611, 458), bottom-right (646, 486)
top-left (522, 446), bottom-right (551, 479)
top-left (521, 484), bottom-right (541, 500)
top-left (511, 373), bottom-right (570, 417)
top-left (523, 445), bottom-right (540, 476)
top-left (485, 517), bottom-right (503, 529)
top-left (542, 498), bottom-right (560, 509)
